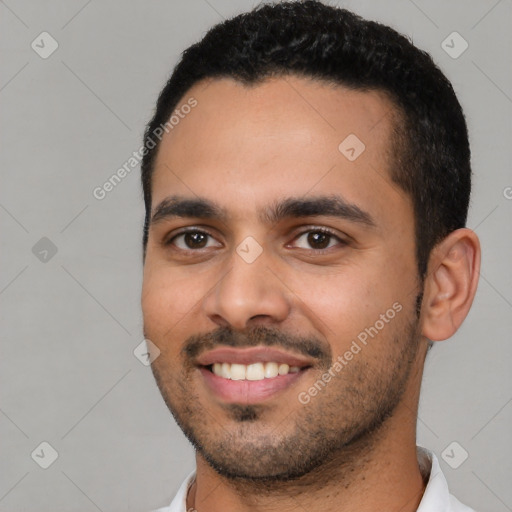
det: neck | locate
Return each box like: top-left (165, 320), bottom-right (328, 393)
top-left (187, 405), bottom-right (426, 512)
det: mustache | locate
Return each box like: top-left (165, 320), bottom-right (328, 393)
top-left (183, 325), bottom-right (332, 365)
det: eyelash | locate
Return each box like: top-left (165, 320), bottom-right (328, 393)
top-left (165, 227), bottom-right (347, 253)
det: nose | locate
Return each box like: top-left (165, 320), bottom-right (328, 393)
top-left (202, 250), bottom-right (291, 331)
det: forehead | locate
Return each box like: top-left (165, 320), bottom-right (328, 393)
top-left (151, 76), bottom-right (407, 226)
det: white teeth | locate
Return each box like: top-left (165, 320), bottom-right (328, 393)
top-left (230, 363), bottom-right (246, 380)
top-left (210, 361), bottom-right (303, 381)
top-left (246, 362), bottom-right (265, 381)
top-left (264, 362), bottom-right (279, 378)
top-left (278, 363), bottom-right (289, 375)
top-left (214, 362), bottom-right (232, 379)
top-left (221, 362), bottom-right (231, 379)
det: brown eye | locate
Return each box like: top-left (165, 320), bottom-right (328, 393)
top-left (167, 230), bottom-right (221, 250)
top-left (307, 231), bottom-right (331, 249)
top-left (183, 232), bottom-right (208, 248)
top-left (291, 229), bottom-right (345, 251)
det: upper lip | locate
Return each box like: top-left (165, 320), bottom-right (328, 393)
top-left (195, 346), bottom-right (314, 367)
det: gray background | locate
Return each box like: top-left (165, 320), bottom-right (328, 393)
top-left (1, 0), bottom-right (511, 511)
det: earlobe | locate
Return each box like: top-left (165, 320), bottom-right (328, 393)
top-left (421, 228), bottom-right (481, 342)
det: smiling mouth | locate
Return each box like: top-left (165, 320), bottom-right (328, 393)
top-left (199, 363), bottom-right (311, 404)
top-left (203, 361), bottom-right (312, 381)
top-left (195, 346), bottom-right (316, 402)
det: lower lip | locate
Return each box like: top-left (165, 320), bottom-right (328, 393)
top-left (199, 367), bottom-right (307, 403)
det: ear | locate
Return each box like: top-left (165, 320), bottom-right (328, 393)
top-left (421, 228), bottom-right (481, 342)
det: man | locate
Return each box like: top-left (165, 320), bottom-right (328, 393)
top-left (140, 1), bottom-right (481, 511)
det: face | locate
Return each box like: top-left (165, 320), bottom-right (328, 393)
top-left (142, 76), bottom-right (424, 480)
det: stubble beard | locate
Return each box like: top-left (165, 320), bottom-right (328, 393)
top-left (149, 309), bottom-right (421, 490)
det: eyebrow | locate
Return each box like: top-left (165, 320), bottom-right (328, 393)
top-left (150, 194), bottom-right (376, 228)
top-left (262, 195), bottom-right (375, 227)
top-left (151, 196), bottom-right (228, 224)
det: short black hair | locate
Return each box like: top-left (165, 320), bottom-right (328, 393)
top-left (141, 0), bottom-right (471, 278)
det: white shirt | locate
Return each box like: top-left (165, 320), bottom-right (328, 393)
top-left (150, 446), bottom-right (476, 512)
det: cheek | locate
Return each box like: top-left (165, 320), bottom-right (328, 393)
top-left (141, 265), bottom-right (203, 338)
top-left (285, 259), bottom-right (408, 353)
top-left (142, 278), bottom-right (198, 367)
top-left (284, 267), bottom-right (375, 340)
